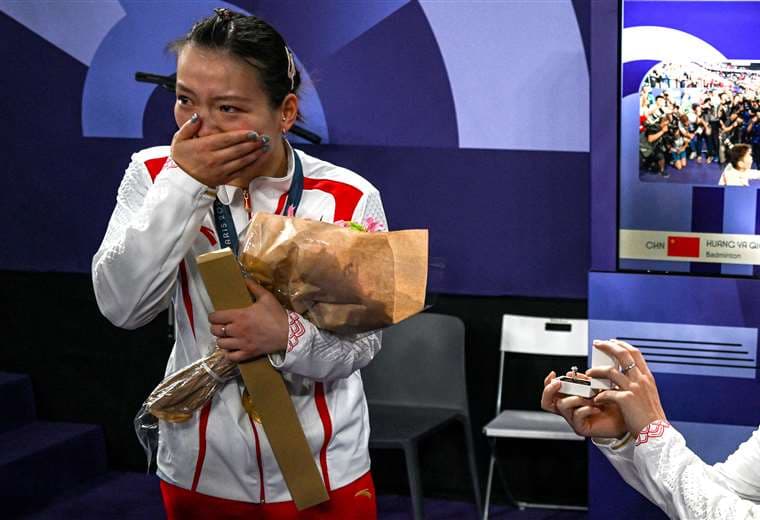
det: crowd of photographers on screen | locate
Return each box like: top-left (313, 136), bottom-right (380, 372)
top-left (639, 64), bottom-right (760, 180)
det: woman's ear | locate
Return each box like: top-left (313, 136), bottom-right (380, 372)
top-left (280, 93), bottom-right (299, 133)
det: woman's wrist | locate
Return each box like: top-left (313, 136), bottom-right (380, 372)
top-left (609, 431), bottom-right (633, 450)
top-left (634, 419), bottom-right (671, 447)
top-left (592, 431), bottom-right (633, 450)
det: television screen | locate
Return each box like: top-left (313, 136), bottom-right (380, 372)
top-left (618, 0), bottom-right (760, 277)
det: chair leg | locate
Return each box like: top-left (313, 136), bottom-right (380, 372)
top-left (489, 438), bottom-right (519, 510)
top-left (403, 442), bottom-right (425, 520)
top-left (462, 420), bottom-right (483, 518)
top-left (483, 452), bottom-right (496, 520)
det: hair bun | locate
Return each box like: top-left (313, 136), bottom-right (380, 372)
top-left (214, 7), bottom-right (233, 21)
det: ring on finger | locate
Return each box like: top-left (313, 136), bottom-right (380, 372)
top-left (620, 361), bottom-right (636, 374)
top-left (221, 325), bottom-right (228, 338)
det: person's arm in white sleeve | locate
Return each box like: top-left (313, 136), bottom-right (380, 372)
top-left (593, 433), bottom-right (656, 501)
top-left (92, 152), bottom-right (215, 329)
top-left (585, 341), bottom-right (760, 519)
top-left (714, 427), bottom-right (760, 501)
top-left (270, 311), bottom-right (382, 381)
top-left (268, 189), bottom-right (388, 380)
top-left (629, 422), bottom-right (760, 519)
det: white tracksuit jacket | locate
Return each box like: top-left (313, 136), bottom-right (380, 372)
top-left (595, 422), bottom-right (760, 518)
top-left (92, 142), bottom-right (387, 503)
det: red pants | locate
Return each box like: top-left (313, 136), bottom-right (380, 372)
top-left (160, 472), bottom-right (376, 519)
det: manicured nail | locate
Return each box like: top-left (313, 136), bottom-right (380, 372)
top-left (190, 113), bottom-right (199, 123)
top-left (262, 143), bottom-right (271, 152)
top-left (261, 134), bottom-right (271, 145)
top-left (593, 340), bottom-right (601, 345)
top-left (247, 131), bottom-right (259, 141)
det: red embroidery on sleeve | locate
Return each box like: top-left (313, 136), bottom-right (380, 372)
top-left (635, 420), bottom-right (671, 446)
top-left (287, 311), bottom-right (306, 352)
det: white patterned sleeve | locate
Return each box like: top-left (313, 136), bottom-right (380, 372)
top-left (92, 153), bottom-right (214, 329)
top-left (356, 189), bottom-right (388, 229)
top-left (268, 311), bottom-right (381, 381)
top-left (593, 434), bottom-right (652, 500)
top-left (267, 188), bottom-right (387, 380)
top-left (629, 422), bottom-right (760, 519)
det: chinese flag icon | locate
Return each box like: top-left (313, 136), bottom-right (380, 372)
top-left (667, 236), bottom-right (700, 257)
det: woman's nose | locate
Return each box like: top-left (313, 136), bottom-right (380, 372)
top-left (196, 111), bottom-right (222, 137)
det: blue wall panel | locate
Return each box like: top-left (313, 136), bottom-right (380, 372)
top-left (588, 271), bottom-right (760, 518)
top-left (0, 0), bottom-right (590, 298)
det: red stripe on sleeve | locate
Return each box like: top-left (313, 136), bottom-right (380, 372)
top-left (191, 401), bottom-right (212, 492)
top-left (178, 261), bottom-right (195, 338)
top-left (314, 382), bottom-right (333, 490)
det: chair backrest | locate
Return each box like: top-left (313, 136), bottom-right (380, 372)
top-left (501, 314), bottom-right (588, 357)
top-left (362, 313), bottom-right (469, 413)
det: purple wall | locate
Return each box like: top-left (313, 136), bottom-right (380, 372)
top-left (0, 0), bottom-right (592, 298)
top-left (590, 0), bottom-right (620, 272)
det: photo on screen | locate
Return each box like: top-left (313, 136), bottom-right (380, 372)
top-left (639, 61), bottom-right (760, 186)
top-left (619, 1), bottom-right (760, 277)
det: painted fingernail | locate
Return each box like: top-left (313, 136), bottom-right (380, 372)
top-left (262, 143), bottom-right (271, 152)
top-left (190, 113), bottom-right (199, 123)
top-left (593, 340), bottom-right (601, 345)
top-left (247, 131), bottom-right (259, 141)
top-left (261, 134), bottom-right (271, 145)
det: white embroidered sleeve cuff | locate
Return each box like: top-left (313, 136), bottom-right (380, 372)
top-left (268, 310), bottom-right (307, 369)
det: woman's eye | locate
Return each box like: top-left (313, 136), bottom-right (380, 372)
top-left (177, 95), bottom-right (191, 105)
top-left (220, 105), bottom-right (238, 113)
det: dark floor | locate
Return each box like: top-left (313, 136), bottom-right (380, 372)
top-left (19, 472), bottom-right (586, 520)
top-left (640, 155), bottom-right (723, 185)
top-left (380, 495), bottom-right (586, 519)
top-left (639, 153), bottom-right (760, 186)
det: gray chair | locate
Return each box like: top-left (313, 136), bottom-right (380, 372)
top-left (362, 313), bottom-right (482, 520)
top-left (482, 314), bottom-right (588, 518)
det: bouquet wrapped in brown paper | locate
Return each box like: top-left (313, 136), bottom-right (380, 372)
top-left (140, 348), bottom-right (239, 423)
top-left (136, 214), bottom-right (428, 457)
top-left (239, 212), bottom-right (429, 334)
top-left (135, 347), bottom-right (239, 466)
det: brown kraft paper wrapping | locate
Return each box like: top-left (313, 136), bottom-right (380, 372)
top-left (196, 249), bottom-right (329, 510)
top-left (239, 213), bottom-right (428, 334)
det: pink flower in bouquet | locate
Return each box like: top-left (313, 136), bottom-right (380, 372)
top-left (363, 216), bottom-right (385, 232)
top-left (333, 217), bottom-right (385, 233)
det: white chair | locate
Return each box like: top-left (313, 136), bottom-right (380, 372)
top-left (482, 314), bottom-right (588, 518)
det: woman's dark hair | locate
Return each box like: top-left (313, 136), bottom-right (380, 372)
top-left (728, 143), bottom-right (751, 168)
top-left (169, 8), bottom-right (301, 113)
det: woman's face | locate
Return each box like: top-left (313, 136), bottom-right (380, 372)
top-left (174, 44), bottom-right (284, 180)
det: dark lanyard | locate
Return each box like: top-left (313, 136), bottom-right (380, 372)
top-left (212, 151), bottom-right (304, 256)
